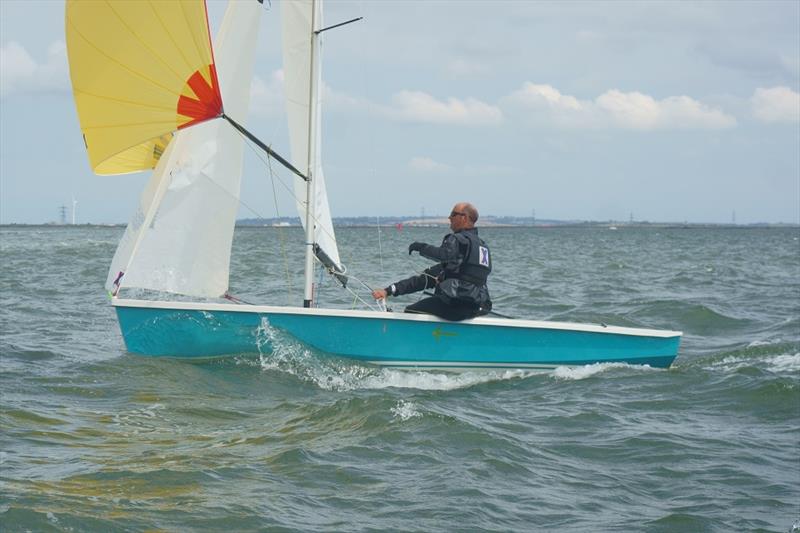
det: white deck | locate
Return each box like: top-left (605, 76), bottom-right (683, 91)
top-left (112, 297), bottom-right (682, 339)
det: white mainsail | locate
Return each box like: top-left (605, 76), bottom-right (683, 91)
top-left (281, 0), bottom-right (342, 270)
top-left (106, 1), bottom-right (262, 298)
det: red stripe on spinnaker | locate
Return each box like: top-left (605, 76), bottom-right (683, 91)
top-left (176, 66), bottom-right (222, 129)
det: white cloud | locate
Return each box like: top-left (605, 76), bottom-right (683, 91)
top-left (503, 82), bottom-right (736, 130)
top-left (409, 156), bottom-right (452, 173)
top-left (1, 42), bottom-right (36, 95)
top-left (751, 86), bottom-right (800, 123)
top-left (504, 83), bottom-right (587, 127)
top-left (322, 82), bottom-right (364, 112)
top-left (0, 41), bottom-right (68, 98)
top-left (598, 90), bottom-right (736, 129)
top-left (596, 90), bottom-right (662, 129)
top-left (383, 90), bottom-right (503, 125)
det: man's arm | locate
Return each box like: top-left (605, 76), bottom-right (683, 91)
top-left (372, 265), bottom-right (443, 299)
top-left (412, 235), bottom-right (463, 263)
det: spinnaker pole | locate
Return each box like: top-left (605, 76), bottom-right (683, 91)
top-left (221, 113), bottom-right (308, 182)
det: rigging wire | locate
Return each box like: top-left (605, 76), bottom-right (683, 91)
top-left (216, 123), bottom-right (455, 313)
top-left (338, 270), bottom-right (384, 311)
top-left (261, 142), bottom-right (294, 302)
top-left (231, 126), bottom-right (340, 258)
top-left (355, 0), bottom-right (385, 280)
top-left (226, 128), bottom-right (447, 313)
top-left (233, 124), bottom-right (388, 308)
top-left (220, 21), bottom-right (433, 315)
top-left (377, 215), bottom-right (384, 273)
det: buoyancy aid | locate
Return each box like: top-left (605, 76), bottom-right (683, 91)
top-left (437, 228), bottom-right (492, 308)
top-left (449, 229), bottom-right (491, 285)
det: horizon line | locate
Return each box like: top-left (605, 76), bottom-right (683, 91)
top-left (2, 218), bottom-right (798, 228)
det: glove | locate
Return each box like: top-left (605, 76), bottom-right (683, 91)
top-left (408, 242), bottom-right (426, 255)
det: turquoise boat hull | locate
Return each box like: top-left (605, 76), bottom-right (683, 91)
top-left (112, 299), bottom-right (681, 370)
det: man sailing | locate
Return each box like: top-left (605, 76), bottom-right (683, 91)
top-left (372, 202), bottom-right (492, 321)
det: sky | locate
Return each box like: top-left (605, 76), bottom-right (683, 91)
top-left (1, 0), bottom-right (798, 225)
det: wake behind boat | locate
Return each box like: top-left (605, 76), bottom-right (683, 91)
top-left (66, 0), bottom-right (681, 370)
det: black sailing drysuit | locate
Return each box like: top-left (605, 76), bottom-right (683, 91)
top-left (385, 227), bottom-right (492, 321)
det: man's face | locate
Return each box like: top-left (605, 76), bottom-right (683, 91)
top-left (448, 204), bottom-right (470, 232)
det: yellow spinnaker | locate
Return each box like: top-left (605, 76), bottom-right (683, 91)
top-left (66, 0), bottom-right (222, 175)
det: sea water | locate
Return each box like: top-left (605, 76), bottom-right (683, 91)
top-left (1, 225), bottom-right (798, 531)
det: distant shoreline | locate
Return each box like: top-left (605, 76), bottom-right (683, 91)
top-left (2, 221), bottom-right (798, 229)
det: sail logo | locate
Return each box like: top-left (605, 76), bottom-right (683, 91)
top-left (479, 246), bottom-right (490, 267)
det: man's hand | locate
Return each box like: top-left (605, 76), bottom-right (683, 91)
top-left (408, 242), bottom-right (425, 255)
top-left (372, 288), bottom-right (388, 300)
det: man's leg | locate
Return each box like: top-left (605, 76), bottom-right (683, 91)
top-left (404, 297), bottom-right (477, 321)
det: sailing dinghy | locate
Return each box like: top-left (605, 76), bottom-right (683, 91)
top-left (66, 0), bottom-right (681, 370)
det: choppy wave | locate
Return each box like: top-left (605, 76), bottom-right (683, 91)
top-left (638, 301), bottom-right (753, 334)
top-left (709, 352), bottom-right (800, 374)
top-left (768, 353), bottom-right (800, 372)
top-left (551, 362), bottom-right (658, 380)
top-left (390, 399), bottom-right (422, 421)
top-left (252, 318), bottom-right (534, 391)
top-left (3, 225), bottom-right (799, 532)
top-left (699, 339), bottom-right (800, 374)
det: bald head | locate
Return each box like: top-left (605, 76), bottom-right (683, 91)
top-left (449, 202), bottom-right (478, 232)
top-left (461, 203), bottom-right (478, 224)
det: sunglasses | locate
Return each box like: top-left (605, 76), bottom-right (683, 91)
top-left (449, 211), bottom-right (467, 218)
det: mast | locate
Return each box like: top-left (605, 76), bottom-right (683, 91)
top-left (303, 0), bottom-right (320, 308)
